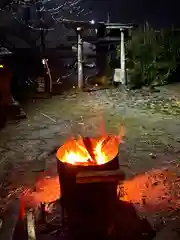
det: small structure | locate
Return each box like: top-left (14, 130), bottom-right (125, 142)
top-left (105, 23), bottom-right (134, 85)
top-left (64, 20), bottom-right (136, 89)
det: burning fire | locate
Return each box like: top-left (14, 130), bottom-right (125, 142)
top-left (56, 127), bottom-right (125, 165)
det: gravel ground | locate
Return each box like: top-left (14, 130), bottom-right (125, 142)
top-left (1, 83), bottom-right (180, 226)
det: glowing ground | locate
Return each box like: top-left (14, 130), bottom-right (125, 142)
top-left (1, 84), bottom-right (180, 227)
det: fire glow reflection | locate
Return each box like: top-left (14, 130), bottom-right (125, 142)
top-left (21, 168), bottom-right (180, 216)
top-left (118, 168), bottom-right (179, 213)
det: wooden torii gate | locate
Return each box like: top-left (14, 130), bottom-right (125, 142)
top-left (64, 20), bottom-right (135, 89)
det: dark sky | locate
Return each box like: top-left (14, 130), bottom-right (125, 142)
top-left (0, 0), bottom-right (179, 48)
top-left (1, 0), bottom-right (179, 28)
top-left (83, 0), bottom-right (180, 28)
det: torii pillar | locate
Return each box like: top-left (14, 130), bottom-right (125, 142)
top-left (120, 28), bottom-right (126, 85)
top-left (76, 27), bottom-right (84, 89)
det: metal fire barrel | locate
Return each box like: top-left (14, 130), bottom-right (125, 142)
top-left (57, 154), bottom-right (119, 200)
top-left (57, 154), bottom-right (121, 240)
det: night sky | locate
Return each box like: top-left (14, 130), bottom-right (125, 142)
top-left (1, 0), bottom-right (179, 29)
top-left (0, 0), bottom-right (180, 48)
top-left (83, 0), bottom-right (180, 28)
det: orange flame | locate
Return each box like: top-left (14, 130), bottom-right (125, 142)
top-left (56, 126), bottom-right (125, 165)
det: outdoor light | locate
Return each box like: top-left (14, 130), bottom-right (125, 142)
top-left (42, 59), bottom-right (48, 65)
top-left (0, 64), bottom-right (4, 68)
top-left (90, 19), bottom-right (95, 24)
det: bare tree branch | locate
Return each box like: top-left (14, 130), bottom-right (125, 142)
top-left (0, 0), bottom-right (91, 32)
top-left (0, 0), bottom-right (92, 50)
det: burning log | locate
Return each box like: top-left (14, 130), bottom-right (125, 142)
top-left (26, 211), bottom-right (36, 240)
top-left (82, 137), bottom-right (96, 163)
top-left (56, 127), bottom-right (124, 166)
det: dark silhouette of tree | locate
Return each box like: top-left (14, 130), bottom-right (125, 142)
top-left (0, 0), bottom-right (92, 50)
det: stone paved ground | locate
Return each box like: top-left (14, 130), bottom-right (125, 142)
top-left (1, 84), bottom-right (180, 217)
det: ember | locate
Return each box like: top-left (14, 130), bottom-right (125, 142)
top-left (56, 126), bottom-right (125, 165)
